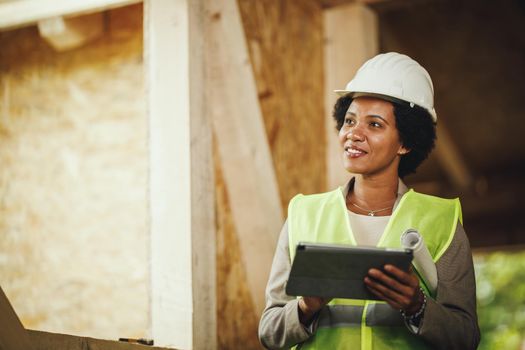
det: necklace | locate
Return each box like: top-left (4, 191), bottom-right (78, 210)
top-left (350, 201), bottom-right (393, 216)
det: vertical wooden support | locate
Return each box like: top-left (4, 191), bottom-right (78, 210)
top-left (145, 0), bottom-right (216, 348)
top-left (324, 3), bottom-right (378, 189)
top-left (207, 0), bottom-right (283, 314)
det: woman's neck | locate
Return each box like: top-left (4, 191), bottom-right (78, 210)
top-left (347, 174), bottom-right (399, 213)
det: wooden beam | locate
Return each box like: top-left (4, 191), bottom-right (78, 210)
top-left (207, 0), bottom-right (284, 314)
top-left (145, 0), bottom-right (216, 348)
top-left (319, 0), bottom-right (394, 9)
top-left (0, 0), bottom-right (141, 31)
top-left (323, 3), bottom-right (378, 189)
top-left (319, 0), bottom-right (436, 11)
top-left (435, 123), bottom-right (473, 190)
top-left (37, 13), bottom-right (104, 51)
top-left (358, 0), bottom-right (397, 4)
top-left (26, 329), bottom-right (171, 350)
top-left (0, 286), bottom-right (34, 350)
top-left (319, 0), bottom-right (355, 9)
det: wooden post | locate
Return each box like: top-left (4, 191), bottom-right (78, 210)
top-left (207, 0), bottom-right (283, 314)
top-left (323, 3), bottom-right (378, 189)
top-left (145, 0), bottom-right (216, 348)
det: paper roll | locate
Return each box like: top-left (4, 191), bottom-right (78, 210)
top-left (401, 229), bottom-right (437, 294)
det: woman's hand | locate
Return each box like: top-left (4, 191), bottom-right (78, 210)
top-left (298, 296), bottom-right (331, 325)
top-left (364, 265), bottom-right (424, 315)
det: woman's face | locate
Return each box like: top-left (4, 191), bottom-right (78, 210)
top-left (338, 96), bottom-right (408, 178)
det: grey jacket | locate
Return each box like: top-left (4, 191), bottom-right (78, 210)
top-left (258, 181), bottom-right (480, 349)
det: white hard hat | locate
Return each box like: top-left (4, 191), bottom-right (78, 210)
top-left (334, 52), bottom-right (437, 122)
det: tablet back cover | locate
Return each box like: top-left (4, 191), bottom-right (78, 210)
top-left (285, 243), bottom-right (413, 300)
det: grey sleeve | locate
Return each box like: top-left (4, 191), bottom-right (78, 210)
top-left (418, 222), bottom-right (481, 349)
top-left (258, 220), bottom-right (315, 349)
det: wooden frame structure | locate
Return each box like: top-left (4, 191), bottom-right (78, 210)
top-left (0, 0), bottom-right (478, 348)
top-left (1, 0), bottom-right (278, 346)
top-left (207, 0), bottom-right (283, 315)
top-left (145, 0), bottom-right (216, 348)
top-left (0, 0), bottom-right (218, 348)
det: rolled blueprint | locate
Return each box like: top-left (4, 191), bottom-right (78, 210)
top-left (401, 229), bottom-right (437, 295)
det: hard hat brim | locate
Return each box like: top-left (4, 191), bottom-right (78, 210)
top-left (334, 90), bottom-right (408, 106)
top-left (333, 90), bottom-right (437, 122)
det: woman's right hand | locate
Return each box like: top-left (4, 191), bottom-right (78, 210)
top-left (298, 296), bottom-right (331, 325)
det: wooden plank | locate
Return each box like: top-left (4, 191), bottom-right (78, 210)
top-left (323, 3), bottom-right (378, 189)
top-left (27, 330), bottom-right (171, 350)
top-left (237, 0), bottom-right (326, 205)
top-left (37, 13), bottom-right (104, 51)
top-left (0, 0), bottom-right (141, 31)
top-left (319, 0), bottom-right (396, 9)
top-left (319, 0), bottom-right (355, 8)
top-left (358, 0), bottom-right (398, 4)
top-left (187, 0), bottom-right (216, 347)
top-left (145, 0), bottom-right (216, 348)
top-left (0, 286), bottom-right (34, 350)
top-left (207, 0), bottom-right (284, 314)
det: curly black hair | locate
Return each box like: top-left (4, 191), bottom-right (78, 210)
top-left (332, 95), bottom-right (436, 178)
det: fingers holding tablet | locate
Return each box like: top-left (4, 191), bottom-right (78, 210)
top-left (364, 265), bottom-right (423, 314)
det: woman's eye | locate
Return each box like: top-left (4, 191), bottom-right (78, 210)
top-left (344, 118), bottom-right (354, 125)
top-left (370, 121), bottom-right (382, 128)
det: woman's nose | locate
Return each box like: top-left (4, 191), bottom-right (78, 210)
top-left (347, 127), bottom-right (364, 141)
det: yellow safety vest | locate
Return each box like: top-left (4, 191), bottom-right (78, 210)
top-left (288, 187), bottom-right (462, 350)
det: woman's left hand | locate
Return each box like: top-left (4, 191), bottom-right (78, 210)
top-left (364, 265), bottom-right (424, 315)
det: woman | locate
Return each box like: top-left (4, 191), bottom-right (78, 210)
top-left (258, 52), bottom-right (480, 349)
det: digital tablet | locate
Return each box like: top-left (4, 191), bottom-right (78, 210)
top-left (285, 242), bottom-right (413, 300)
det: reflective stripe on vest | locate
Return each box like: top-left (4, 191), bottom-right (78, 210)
top-left (288, 187), bottom-right (461, 350)
top-left (317, 303), bottom-right (405, 329)
top-left (318, 305), bottom-right (364, 328)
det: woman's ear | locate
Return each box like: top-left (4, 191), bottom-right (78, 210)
top-left (398, 146), bottom-right (410, 155)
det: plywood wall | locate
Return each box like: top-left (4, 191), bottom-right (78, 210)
top-left (238, 0), bottom-right (326, 208)
top-left (215, 1), bottom-right (326, 348)
top-left (0, 4), bottom-right (148, 340)
top-left (215, 155), bottom-right (260, 349)
top-left (0, 1), bottom-right (326, 347)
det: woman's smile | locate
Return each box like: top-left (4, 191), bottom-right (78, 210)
top-left (344, 145), bottom-right (367, 158)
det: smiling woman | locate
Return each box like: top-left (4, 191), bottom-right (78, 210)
top-left (338, 97), bottom-right (406, 179)
top-left (333, 95), bottom-right (436, 180)
top-left (258, 52), bottom-right (480, 350)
